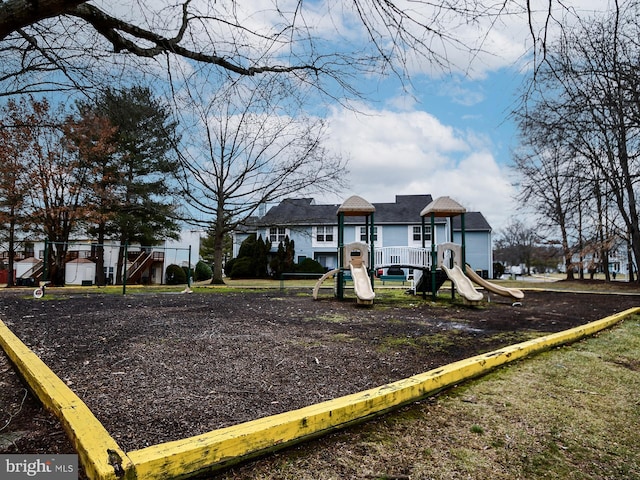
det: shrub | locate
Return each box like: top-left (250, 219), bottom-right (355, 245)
top-left (194, 261), bottom-right (212, 281)
top-left (229, 257), bottom-right (254, 279)
top-left (182, 266), bottom-right (191, 281)
top-left (232, 234), bottom-right (271, 278)
top-left (165, 264), bottom-right (187, 285)
top-left (493, 262), bottom-right (505, 279)
top-left (224, 258), bottom-right (235, 277)
top-left (296, 258), bottom-right (325, 274)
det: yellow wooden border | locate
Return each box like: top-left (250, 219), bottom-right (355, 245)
top-left (126, 307), bottom-right (640, 479)
top-left (1, 307), bottom-right (638, 479)
top-left (0, 320), bottom-right (132, 480)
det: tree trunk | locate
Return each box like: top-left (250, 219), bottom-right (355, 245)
top-left (95, 224), bottom-right (106, 286)
top-left (116, 241), bottom-right (126, 285)
top-left (603, 250), bottom-right (610, 282)
top-left (559, 216), bottom-right (574, 281)
top-left (211, 227), bottom-right (226, 285)
top-left (627, 241), bottom-right (635, 282)
top-left (6, 214), bottom-right (16, 287)
top-left (49, 243), bottom-right (67, 286)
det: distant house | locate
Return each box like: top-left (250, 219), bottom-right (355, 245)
top-left (1, 230), bottom-right (201, 286)
top-left (233, 194), bottom-right (494, 277)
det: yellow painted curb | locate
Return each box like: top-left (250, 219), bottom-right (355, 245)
top-left (126, 307), bottom-right (640, 479)
top-left (0, 320), bottom-right (131, 480)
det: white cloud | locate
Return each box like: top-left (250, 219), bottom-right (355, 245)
top-left (438, 80), bottom-right (485, 107)
top-left (321, 106), bottom-right (518, 231)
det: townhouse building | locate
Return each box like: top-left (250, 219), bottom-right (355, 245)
top-left (233, 194), bottom-right (494, 278)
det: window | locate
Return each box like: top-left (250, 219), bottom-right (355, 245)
top-left (359, 226), bottom-right (378, 242)
top-left (104, 267), bottom-right (114, 285)
top-left (312, 226), bottom-right (337, 247)
top-left (411, 225), bottom-right (431, 243)
top-left (316, 226), bottom-right (334, 242)
top-left (269, 226), bottom-right (286, 243)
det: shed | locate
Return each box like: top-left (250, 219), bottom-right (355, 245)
top-left (65, 258), bottom-right (96, 285)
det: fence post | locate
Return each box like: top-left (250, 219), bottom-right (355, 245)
top-left (122, 243), bottom-right (128, 295)
top-left (188, 245), bottom-right (192, 288)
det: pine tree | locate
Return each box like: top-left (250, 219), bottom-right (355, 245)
top-left (80, 86), bottom-right (181, 283)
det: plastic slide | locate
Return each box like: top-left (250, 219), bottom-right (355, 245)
top-left (312, 268), bottom-right (340, 300)
top-left (441, 264), bottom-right (484, 303)
top-left (350, 263), bottom-right (376, 304)
top-left (464, 265), bottom-right (524, 300)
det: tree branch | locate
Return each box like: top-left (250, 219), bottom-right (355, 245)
top-left (68, 3), bottom-right (320, 76)
top-left (0, 0), bottom-right (85, 40)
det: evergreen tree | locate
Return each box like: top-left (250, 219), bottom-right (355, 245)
top-left (269, 236), bottom-right (295, 278)
top-left (284, 237), bottom-right (295, 273)
top-left (230, 234), bottom-right (271, 279)
top-left (79, 86), bottom-right (181, 283)
top-left (270, 241), bottom-right (286, 279)
top-left (253, 235), bottom-right (270, 278)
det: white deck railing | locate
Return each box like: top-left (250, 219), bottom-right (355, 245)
top-left (374, 246), bottom-right (432, 269)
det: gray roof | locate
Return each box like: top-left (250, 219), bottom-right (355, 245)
top-left (249, 195), bottom-right (491, 232)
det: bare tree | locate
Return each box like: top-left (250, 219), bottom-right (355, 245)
top-left (517, 1), bottom-right (640, 281)
top-left (493, 218), bottom-right (538, 275)
top-left (0, 97), bottom-right (37, 286)
top-left (21, 98), bottom-right (98, 285)
top-left (0, 1), bottom-right (569, 98)
top-left (512, 137), bottom-right (580, 279)
top-left (175, 76), bottom-right (348, 284)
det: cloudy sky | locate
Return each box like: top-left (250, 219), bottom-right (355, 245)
top-left (305, 1), bottom-right (614, 233)
top-left (80, 1), bottom-right (615, 235)
top-left (321, 73), bottom-right (521, 232)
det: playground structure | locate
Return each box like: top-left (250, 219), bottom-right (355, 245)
top-left (313, 195), bottom-right (524, 304)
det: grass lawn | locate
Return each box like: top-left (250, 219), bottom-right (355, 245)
top-left (218, 315), bottom-right (640, 480)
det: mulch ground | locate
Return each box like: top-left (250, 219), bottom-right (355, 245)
top-left (1, 284), bottom-right (639, 477)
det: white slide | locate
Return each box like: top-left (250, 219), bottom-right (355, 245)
top-left (464, 265), bottom-right (524, 300)
top-left (442, 264), bottom-right (484, 303)
top-left (350, 263), bottom-right (375, 304)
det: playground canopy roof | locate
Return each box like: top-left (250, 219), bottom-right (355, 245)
top-left (336, 195), bottom-right (376, 216)
top-left (420, 196), bottom-right (467, 218)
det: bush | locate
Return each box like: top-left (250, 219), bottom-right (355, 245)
top-left (194, 261), bottom-right (212, 281)
top-left (229, 257), bottom-right (254, 279)
top-left (224, 258), bottom-right (235, 277)
top-left (493, 262), bottom-right (505, 279)
top-left (165, 264), bottom-right (187, 285)
top-left (232, 234), bottom-right (271, 278)
top-left (182, 266), bottom-right (191, 281)
top-left (296, 258), bottom-right (325, 274)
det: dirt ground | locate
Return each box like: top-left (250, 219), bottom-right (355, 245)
top-left (1, 283), bottom-right (639, 477)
